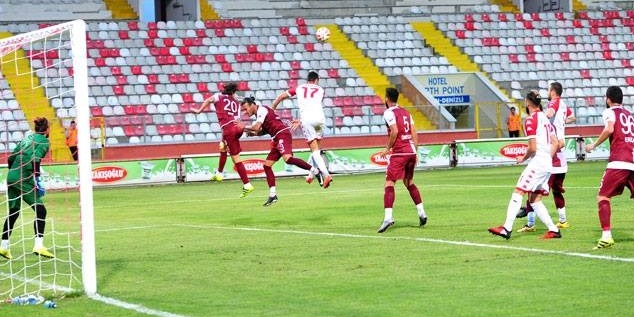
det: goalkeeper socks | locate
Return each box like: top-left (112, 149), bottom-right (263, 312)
top-left (311, 150), bottom-right (330, 176)
top-left (34, 204), bottom-right (47, 237)
top-left (34, 237), bottom-right (44, 249)
top-left (234, 162), bottom-right (250, 184)
top-left (598, 200), bottom-right (611, 231)
top-left (264, 165), bottom-right (276, 187)
top-left (2, 208), bottom-right (20, 240)
top-left (218, 151), bottom-right (227, 173)
top-left (384, 186), bottom-right (395, 209)
top-left (286, 157), bottom-right (311, 170)
top-left (407, 184), bottom-right (422, 205)
top-left (503, 193), bottom-right (523, 231)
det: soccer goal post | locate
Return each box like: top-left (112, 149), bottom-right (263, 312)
top-left (0, 19), bottom-right (96, 297)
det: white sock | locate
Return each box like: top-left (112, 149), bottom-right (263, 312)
top-left (557, 207), bottom-right (567, 223)
top-left (527, 211), bottom-right (535, 227)
top-left (269, 186), bottom-right (277, 197)
top-left (531, 201), bottom-right (558, 232)
top-left (244, 182), bottom-right (253, 189)
top-left (34, 237), bottom-right (44, 249)
top-left (384, 208), bottom-right (393, 222)
top-left (601, 230), bottom-right (612, 241)
top-left (503, 193), bottom-right (523, 231)
top-left (416, 203), bottom-right (426, 218)
top-left (311, 150), bottom-right (330, 176)
top-left (0, 240), bottom-right (9, 249)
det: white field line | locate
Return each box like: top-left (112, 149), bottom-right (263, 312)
top-left (89, 293), bottom-right (190, 317)
top-left (94, 184), bottom-right (599, 209)
top-left (174, 224), bottom-right (634, 263)
top-left (0, 272), bottom-right (74, 293)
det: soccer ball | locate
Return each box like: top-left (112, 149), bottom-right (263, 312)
top-left (315, 27), bottom-right (331, 42)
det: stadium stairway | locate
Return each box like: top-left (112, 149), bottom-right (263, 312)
top-left (572, 0), bottom-right (587, 11)
top-left (320, 24), bottom-right (436, 130)
top-left (412, 22), bottom-right (517, 104)
top-left (488, 0), bottom-right (520, 13)
top-left (0, 32), bottom-right (70, 162)
top-left (200, 0), bottom-right (221, 20)
top-left (103, 0), bottom-right (138, 20)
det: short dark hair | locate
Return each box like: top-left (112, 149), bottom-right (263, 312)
top-left (386, 87), bottom-right (399, 103)
top-left (223, 82), bottom-right (238, 95)
top-left (70, 120), bottom-right (76, 124)
top-left (526, 90), bottom-right (542, 109)
top-left (606, 86), bottom-right (623, 104)
top-left (307, 71), bottom-right (319, 82)
top-left (34, 117), bottom-right (49, 133)
top-left (241, 96), bottom-right (256, 105)
top-left (550, 82), bottom-right (563, 97)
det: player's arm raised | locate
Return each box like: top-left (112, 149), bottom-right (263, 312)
top-left (270, 91), bottom-right (290, 110)
top-left (193, 95), bottom-right (215, 114)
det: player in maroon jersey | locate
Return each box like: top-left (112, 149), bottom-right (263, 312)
top-left (585, 86), bottom-right (634, 249)
top-left (193, 83), bottom-right (254, 198)
top-left (241, 97), bottom-right (320, 206)
top-left (377, 88), bottom-right (427, 233)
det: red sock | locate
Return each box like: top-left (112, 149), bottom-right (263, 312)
top-left (218, 151), bottom-right (227, 173)
top-left (598, 200), bottom-right (611, 231)
top-left (286, 157), bottom-right (312, 170)
top-left (264, 165), bottom-right (276, 187)
top-left (384, 186), bottom-right (395, 208)
top-left (407, 184), bottom-right (422, 205)
top-left (553, 192), bottom-right (565, 209)
top-left (234, 162), bottom-right (250, 184)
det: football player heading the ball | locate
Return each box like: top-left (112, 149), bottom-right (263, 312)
top-left (1, 117), bottom-right (55, 260)
top-left (242, 97), bottom-right (321, 207)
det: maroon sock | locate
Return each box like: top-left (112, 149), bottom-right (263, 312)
top-left (598, 200), bottom-right (611, 231)
top-left (264, 165), bottom-right (276, 187)
top-left (384, 186), bottom-right (395, 209)
top-left (286, 157), bottom-right (312, 170)
top-left (218, 151), bottom-right (227, 173)
top-left (553, 192), bottom-right (565, 209)
top-left (407, 184), bottom-right (422, 205)
top-left (234, 162), bottom-right (250, 184)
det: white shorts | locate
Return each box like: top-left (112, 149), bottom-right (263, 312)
top-left (515, 160), bottom-right (551, 194)
top-left (301, 119), bottom-right (325, 142)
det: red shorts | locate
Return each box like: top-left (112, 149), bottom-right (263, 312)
top-left (386, 154), bottom-right (417, 181)
top-left (598, 169), bottom-right (634, 198)
top-left (266, 131), bottom-right (293, 162)
top-left (221, 123), bottom-right (244, 156)
top-left (548, 173), bottom-right (566, 194)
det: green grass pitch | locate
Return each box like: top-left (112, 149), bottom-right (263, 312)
top-left (5, 160), bottom-right (634, 316)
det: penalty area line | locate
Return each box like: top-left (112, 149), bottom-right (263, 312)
top-left (180, 224), bottom-right (634, 263)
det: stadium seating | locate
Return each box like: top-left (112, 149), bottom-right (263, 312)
top-left (434, 10), bottom-right (634, 123)
top-left (0, 74), bottom-right (31, 151)
top-left (1, 18), bottom-right (391, 145)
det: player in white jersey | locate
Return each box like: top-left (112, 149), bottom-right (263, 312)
top-left (271, 71), bottom-right (332, 188)
top-left (489, 91), bottom-right (562, 240)
top-left (517, 82), bottom-right (576, 231)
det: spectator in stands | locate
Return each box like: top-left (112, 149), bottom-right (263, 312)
top-left (65, 120), bottom-right (78, 161)
top-left (507, 107), bottom-right (521, 138)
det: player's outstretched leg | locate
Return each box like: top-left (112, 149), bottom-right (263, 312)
top-left (212, 150), bottom-right (227, 182)
top-left (234, 161), bottom-right (254, 198)
top-left (530, 201), bottom-right (561, 239)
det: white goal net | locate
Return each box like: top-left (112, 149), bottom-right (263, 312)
top-left (0, 20), bottom-right (95, 300)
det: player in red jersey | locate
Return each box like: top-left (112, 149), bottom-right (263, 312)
top-left (517, 82), bottom-right (576, 231)
top-left (376, 88), bottom-right (427, 233)
top-left (585, 86), bottom-right (634, 249)
top-left (489, 91), bottom-right (562, 240)
top-left (241, 97), bottom-right (320, 206)
top-left (193, 83), bottom-right (254, 198)
top-left (271, 71), bottom-right (332, 188)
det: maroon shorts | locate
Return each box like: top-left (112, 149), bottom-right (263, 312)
top-left (221, 123), bottom-right (244, 156)
top-left (548, 173), bottom-right (566, 194)
top-left (266, 131), bottom-right (293, 162)
top-left (386, 154), bottom-right (417, 181)
top-left (598, 169), bottom-right (634, 198)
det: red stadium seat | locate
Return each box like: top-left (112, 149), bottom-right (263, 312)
top-left (555, 12), bottom-right (565, 20)
top-left (327, 68), bottom-right (340, 78)
top-left (118, 30), bottom-right (129, 40)
top-left (246, 44), bottom-right (258, 54)
top-left (131, 65), bottom-right (142, 75)
top-left (148, 29), bottom-right (158, 39)
top-left (540, 29), bottom-right (551, 37)
top-left (603, 51), bottom-right (613, 60)
top-left (214, 29), bottom-right (224, 37)
top-left (295, 17), bottom-right (306, 26)
top-left (238, 81), bottom-right (249, 91)
top-left (580, 70), bottom-right (591, 79)
top-left (530, 12), bottom-right (541, 21)
top-left (116, 75), bottom-right (127, 85)
top-left (279, 27), bottom-right (290, 36)
top-left (179, 47), bottom-right (190, 55)
top-left (148, 74), bottom-right (159, 84)
top-left (498, 13), bottom-right (508, 22)
top-left (145, 84), bottom-right (156, 94)
top-left (128, 21), bottom-right (139, 30)
top-left (622, 59), bottom-right (632, 68)
top-left (560, 52), bottom-right (570, 61)
top-left (523, 21), bottom-right (534, 29)
top-left (197, 82), bottom-right (208, 92)
top-left (298, 26), bottom-right (309, 35)
top-left (566, 35), bottom-right (576, 44)
top-left (627, 77), bottom-right (634, 86)
top-left (136, 105), bottom-right (148, 115)
top-left (91, 107), bottom-right (103, 117)
top-left (214, 54), bottom-right (226, 63)
top-left (111, 66), bottom-right (122, 75)
top-left (124, 105), bottom-right (136, 115)
top-left (163, 38), bottom-right (174, 47)
top-left (287, 35), bottom-right (298, 44)
top-left (221, 63), bottom-right (233, 72)
top-left (182, 93), bottom-right (194, 103)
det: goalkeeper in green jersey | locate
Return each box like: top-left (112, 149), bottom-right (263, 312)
top-left (0, 117), bottom-right (54, 259)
